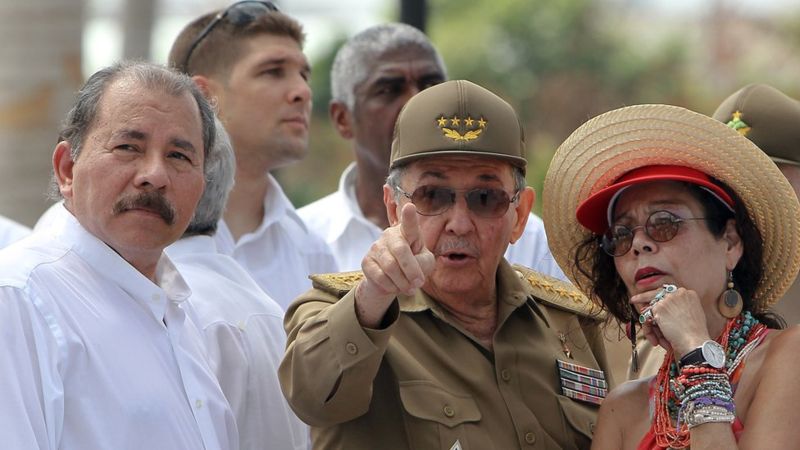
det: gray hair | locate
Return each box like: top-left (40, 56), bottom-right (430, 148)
top-left (49, 60), bottom-right (216, 199)
top-left (183, 118), bottom-right (235, 237)
top-left (330, 23), bottom-right (447, 111)
top-left (385, 164), bottom-right (527, 203)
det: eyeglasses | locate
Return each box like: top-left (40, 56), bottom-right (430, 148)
top-left (396, 185), bottom-right (520, 218)
top-left (601, 210), bottom-right (711, 257)
top-left (181, 1), bottom-right (279, 73)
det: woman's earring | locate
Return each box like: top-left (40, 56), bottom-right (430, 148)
top-left (718, 271), bottom-right (743, 319)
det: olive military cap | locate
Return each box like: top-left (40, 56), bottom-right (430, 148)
top-left (713, 83), bottom-right (800, 166)
top-left (390, 79), bottom-right (527, 173)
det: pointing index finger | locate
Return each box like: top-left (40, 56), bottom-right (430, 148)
top-left (400, 202), bottom-right (424, 254)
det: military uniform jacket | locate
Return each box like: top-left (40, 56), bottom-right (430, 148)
top-left (279, 260), bottom-right (613, 450)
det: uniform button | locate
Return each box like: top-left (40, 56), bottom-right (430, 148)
top-left (501, 369), bottom-right (511, 381)
top-left (195, 399), bottom-right (203, 409)
top-left (443, 405), bottom-right (455, 417)
top-left (345, 342), bottom-right (358, 355)
top-left (590, 422), bottom-right (596, 434)
top-left (524, 432), bottom-right (536, 444)
top-left (152, 293), bottom-right (161, 302)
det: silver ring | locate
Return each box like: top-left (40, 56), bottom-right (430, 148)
top-left (650, 283), bottom-right (678, 306)
top-left (639, 308), bottom-right (654, 324)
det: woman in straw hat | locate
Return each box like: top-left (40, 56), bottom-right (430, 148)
top-left (542, 104), bottom-right (800, 449)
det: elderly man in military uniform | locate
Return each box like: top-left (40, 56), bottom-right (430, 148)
top-left (279, 80), bottom-right (612, 449)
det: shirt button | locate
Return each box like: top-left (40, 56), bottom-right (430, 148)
top-left (525, 432), bottom-right (536, 444)
top-left (345, 342), bottom-right (358, 355)
top-left (443, 405), bottom-right (455, 417)
top-left (501, 369), bottom-right (511, 381)
top-left (195, 399), bottom-right (203, 409)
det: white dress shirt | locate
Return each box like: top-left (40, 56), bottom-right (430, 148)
top-left (166, 235), bottom-right (310, 450)
top-left (0, 212), bottom-right (238, 450)
top-left (214, 174), bottom-right (338, 309)
top-left (299, 163), bottom-right (567, 279)
top-left (0, 214), bottom-right (30, 247)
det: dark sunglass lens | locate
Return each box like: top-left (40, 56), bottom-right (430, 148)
top-left (226, 1), bottom-right (277, 25)
top-left (466, 189), bottom-right (510, 217)
top-left (646, 211), bottom-right (679, 242)
top-left (412, 186), bottom-right (454, 215)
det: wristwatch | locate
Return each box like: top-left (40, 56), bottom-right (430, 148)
top-left (679, 340), bottom-right (726, 369)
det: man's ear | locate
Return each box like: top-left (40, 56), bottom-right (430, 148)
top-left (330, 101), bottom-right (354, 140)
top-left (384, 184), bottom-right (400, 226)
top-left (191, 74), bottom-right (214, 100)
top-left (510, 187), bottom-right (535, 244)
top-left (53, 141), bottom-right (75, 201)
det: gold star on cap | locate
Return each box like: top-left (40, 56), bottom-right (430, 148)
top-left (437, 116), bottom-right (447, 127)
top-left (726, 110), bottom-right (751, 136)
top-left (478, 117), bottom-right (487, 128)
top-left (464, 116), bottom-right (474, 126)
top-left (450, 116), bottom-right (461, 127)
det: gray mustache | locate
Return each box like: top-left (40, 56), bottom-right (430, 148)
top-left (112, 191), bottom-right (175, 225)
top-left (434, 239), bottom-right (477, 255)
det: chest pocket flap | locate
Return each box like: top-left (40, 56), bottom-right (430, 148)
top-left (556, 395), bottom-right (596, 440)
top-left (399, 381), bottom-right (482, 428)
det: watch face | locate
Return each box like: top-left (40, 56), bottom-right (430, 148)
top-left (702, 341), bottom-right (726, 369)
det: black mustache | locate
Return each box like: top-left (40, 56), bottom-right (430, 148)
top-left (112, 192), bottom-right (175, 225)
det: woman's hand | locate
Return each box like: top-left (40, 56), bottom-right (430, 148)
top-left (630, 286), bottom-right (712, 358)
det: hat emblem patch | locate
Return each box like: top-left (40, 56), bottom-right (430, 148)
top-left (725, 110), bottom-right (751, 137)
top-left (436, 115), bottom-right (486, 142)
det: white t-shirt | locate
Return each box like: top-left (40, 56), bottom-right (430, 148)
top-left (213, 174), bottom-right (338, 309)
top-left (166, 235), bottom-right (310, 450)
top-left (299, 163), bottom-right (567, 279)
top-left (0, 213), bottom-right (238, 450)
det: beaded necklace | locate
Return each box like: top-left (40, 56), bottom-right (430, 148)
top-left (651, 311), bottom-right (767, 449)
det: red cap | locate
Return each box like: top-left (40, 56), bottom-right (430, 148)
top-left (575, 165), bottom-right (735, 234)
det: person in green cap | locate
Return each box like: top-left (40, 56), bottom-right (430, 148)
top-left (279, 80), bottom-right (613, 449)
top-left (713, 83), bottom-right (800, 326)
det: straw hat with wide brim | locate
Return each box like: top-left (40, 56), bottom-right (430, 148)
top-left (542, 104), bottom-right (800, 312)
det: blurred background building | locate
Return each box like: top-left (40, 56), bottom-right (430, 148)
top-left (1, 0), bottom-right (799, 225)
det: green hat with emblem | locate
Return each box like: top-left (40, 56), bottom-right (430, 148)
top-left (390, 79), bottom-right (527, 173)
top-left (712, 83), bottom-right (800, 166)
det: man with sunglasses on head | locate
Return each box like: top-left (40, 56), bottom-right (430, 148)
top-left (280, 80), bottom-right (613, 449)
top-left (169, 1), bottom-right (337, 311)
top-left (299, 23), bottom-right (566, 281)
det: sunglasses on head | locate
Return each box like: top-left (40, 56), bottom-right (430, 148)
top-left (601, 210), bottom-right (711, 257)
top-left (396, 185), bottom-right (520, 218)
top-left (181, 1), bottom-right (279, 73)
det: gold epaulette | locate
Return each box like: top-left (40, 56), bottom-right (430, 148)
top-left (309, 271), bottom-right (364, 298)
top-left (513, 264), bottom-right (606, 321)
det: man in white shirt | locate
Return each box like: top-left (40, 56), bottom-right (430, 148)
top-left (298, 23), bottom-right (565, 279)
top-left (168, 1), bottom-right (337, 308)
top-left (0, 61), bottom-right (237, 449)
top-left (166, 119), bottom-right (309, 450)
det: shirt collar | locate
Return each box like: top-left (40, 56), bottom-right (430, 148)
top-left (217, 174), bottom-right (311, 249)
top-left (57, 211), bottom-right (191, 323)
top-left (326, 163), bottom-right (383, 241)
